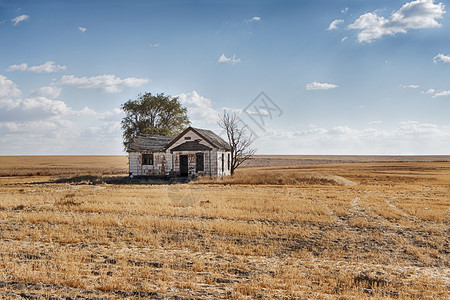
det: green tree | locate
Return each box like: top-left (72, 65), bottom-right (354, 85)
top-left (121, 92), bottom-right (190, 150)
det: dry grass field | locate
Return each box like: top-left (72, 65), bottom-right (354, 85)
top-left (0, 156), bottom-right (448, 299)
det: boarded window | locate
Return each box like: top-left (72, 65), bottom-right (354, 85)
top-left (196, 153), bottom-right (204, 172)
top-left (142, 154), bottom-right (154, 165)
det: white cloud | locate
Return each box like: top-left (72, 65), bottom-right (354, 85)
top-left (6, 61), bottom-right (67, 73)
top-left (433, 53), bottom-right (450, 63)
top-left (150, 43), bottom-right (160, 47)
top-left (12, 14), bottom-right (29, 26)
top-left (327, 19), bottom-right (344, 30)
top-left (341, 36), bottom-right (348, 42)
top-left (254, 121), bottom-right (450, 155)
top-left (433, 90), bottom-right (450, 97)
top-left (0, 93), bottom-right (124, 154)
top-left (422, 87), bottom-right (450, 97)
top-left (306, 81), bottom-right (338, 90)
top-left (58, 74), bottom-right (149, 93)
top-left (31, 86), bottom-right (62, 98)
top-left (342, 7), bottom-right (349, 14)
top-left (397, 120), bottom-right (442, 136)
top-left (348, 0), bottom-right (446, 43)
top-left (218, 54), bottom-right (241, 64)
top-left (368, 120), bottom-right (383, 126)
top-left (400, 84), bottom-right (419, 88)
top-left (6, 63), bottom-right (27, 72)
top-left (0, 75), bottom-right (22, 99)
top-left (245, 16), bottom-right (261, 23)
top-left (0, 74), bottom-right (125, 154)
top-left (0, 97), bottom-right (72, 121)
top-left (78, 26), bottom-right (87, 32)
top-left (177, 90), bottom-right (220, 127)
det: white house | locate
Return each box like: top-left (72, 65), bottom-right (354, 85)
top-left (127, 127), bottom-right (232, 178)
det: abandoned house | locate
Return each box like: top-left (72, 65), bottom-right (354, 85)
top-left (127, 127), bottom-right (232, 178)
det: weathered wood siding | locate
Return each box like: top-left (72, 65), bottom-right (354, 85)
top-left (167, 151), bottom-right (212, 176)
top-left (128, 152), bottom-right (167, 177)
top-left (215, 150), bottom-right (231, 176)
top-left (167, 131), bottom-right (212, 176)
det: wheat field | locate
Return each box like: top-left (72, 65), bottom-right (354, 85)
top-left (0, 156), bottom-right (448, 299)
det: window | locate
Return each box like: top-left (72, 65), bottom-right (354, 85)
top-left (227, 153), bottom-right (230, 171)
top-left (221, 153), bottom-right (224, 173)
top-left (196, 153), bottom-right (204, 172)
top-left (142, 154), bottom-right (154, 165)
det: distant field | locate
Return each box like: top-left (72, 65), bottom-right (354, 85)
top-left (0, 156), bottom-right (448, 299)
top-left (0, 155), bottom-right (448, 176)
top-left (0, 156), bottom-right (128, 177)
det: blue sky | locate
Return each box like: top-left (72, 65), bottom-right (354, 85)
top-left (1, 0), bottom-right (449, 155)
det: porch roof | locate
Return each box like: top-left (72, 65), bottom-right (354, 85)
top-left (170, 141), bottom-right (212, 153)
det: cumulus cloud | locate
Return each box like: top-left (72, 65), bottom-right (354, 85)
top-left (245, 16), bottom-right (261, 23)
top-left (0, 92), bottom-right (122, 154)
top-left (58, 74), bottom-right (149, 93)
top-left (433, 90), bottom-right (450, 97)
top-left (78, 26), bottom-right (87, 32)
top-left (12, 14), bottom-right (29, 26)
top-left (6, 63), bottom-right (27, 72)
top-left (306, 81), bottom-right (339, 90)
top-left (348, 0), bottom-right (446, 43)
top-left (0, 97), bottom-right (76, 122)
top-left (0, 75), bottom-right (22, 98)
top-left (327, 19), bottom-right (344, 30)
top-left (31, 86), bottom-right (62, 98)
top-left (218, 54), bottom-right (241, 64)
top-left (422, 87), bottom-right (450, 97)
top-left (255, 121), bottom-right (450, 155)
top-left (177, 90), bottom-right (220, 127)
top-left (6, 61), bottom-right (67, 73)
top-left (0, 75), bottom-right (125, 155)
top-left (433, 53), bottom-right (450, 63)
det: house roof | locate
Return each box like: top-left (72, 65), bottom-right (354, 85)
top-left (166, 127), bottom-right (231, 151)
top-left (170, 141), bottom-right (212, 152)
top-left (127, 127), bottom-right (231, 153)
top-left (127, 134), bottom-right (174, 152)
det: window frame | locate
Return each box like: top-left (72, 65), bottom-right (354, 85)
top-left (142, 153), bottom-right (154, 165)
top-left (196, 152), bottom-right (204, 172)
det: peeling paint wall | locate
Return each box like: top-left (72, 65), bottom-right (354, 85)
top-left (129, 152), bottom-right (166, 177)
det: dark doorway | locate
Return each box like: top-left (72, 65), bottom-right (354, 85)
top-left (180, 155), bottom-right (188, 177)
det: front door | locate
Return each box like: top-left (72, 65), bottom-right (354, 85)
top-left (179, 155), bottom-right (188, 176)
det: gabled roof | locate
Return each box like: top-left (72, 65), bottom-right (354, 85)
top-left (166, 127), bottom-right (231, 151)
top-left (127, 134), bottom-right (174, 152)
top-left (170, 141), bottom-right (212, 152)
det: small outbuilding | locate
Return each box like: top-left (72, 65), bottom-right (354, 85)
top-left (127, 127), bottom-right (232, 178)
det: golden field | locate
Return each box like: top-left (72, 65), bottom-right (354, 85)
top-left (0, 156), bottom-right (448, 299)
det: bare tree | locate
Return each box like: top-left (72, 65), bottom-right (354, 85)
top-left (218, 111), bottom-right (256, 175)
